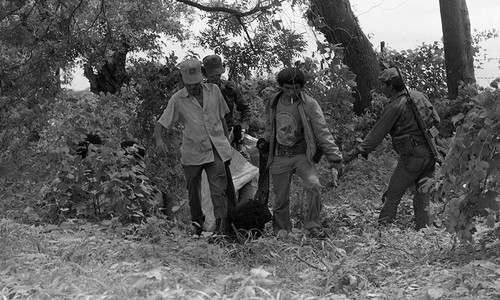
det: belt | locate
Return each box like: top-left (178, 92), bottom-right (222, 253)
top-left (276, 143), bottom-right (307, 157)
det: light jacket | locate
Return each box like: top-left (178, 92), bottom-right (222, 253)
top-left (263, 91), bottom-right (342, 167)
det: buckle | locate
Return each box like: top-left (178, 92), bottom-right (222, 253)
top-left (277, 149), bottom-right (295, 157)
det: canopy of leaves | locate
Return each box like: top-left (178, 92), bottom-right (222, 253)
top-left (0, 0), bottom-right (190, 98)
top-left (197, 1), bottom-right (308, 81)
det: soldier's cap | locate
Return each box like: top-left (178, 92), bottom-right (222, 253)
top-left (378, 67), bottom-right (404, 85)
top-left (202, 55), bottom-right (225, 76)
top-left (178, 58), bottom-right (203, 84)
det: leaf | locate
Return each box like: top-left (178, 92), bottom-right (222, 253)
top-left (62, 160), bottom-right (71, 172)
top-left (478, 191), bottom-right (499, 211)
top-left (143, 268), bottom-right (163, 280)
top-left (486, 214), bottom-right (496, 227)
top-left (426, 288), bottom-right (445, 300)
top-left (452, 113), bottom-right (465, 124)
top-left (250, 268), bottom-right (270, 278)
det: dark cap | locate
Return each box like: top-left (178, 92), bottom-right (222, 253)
top-left (276, 68), bottom-right (306, 87)
top-left (378, 67), bottom-right (404, 85)
top-left (202, 55), bottom-right (225, 76)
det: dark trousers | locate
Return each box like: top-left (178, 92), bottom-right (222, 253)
top-left (379, 144), bottom-right (436, 230)
top-left (183, 150), bottom-right (228, 225)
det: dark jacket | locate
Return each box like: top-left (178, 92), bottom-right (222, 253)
top-left (359, 91), bottom-right (428, 154)
top-left (219, 79), bottom-right (250, 128)
top-left (263, 91), bottom-right (342, 167)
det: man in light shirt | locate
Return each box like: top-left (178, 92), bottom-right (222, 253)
top-left (154, 58), bottom-right (232, 238)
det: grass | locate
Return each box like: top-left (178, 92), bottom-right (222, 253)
top-left (1, 142), bottom-right (500, 299)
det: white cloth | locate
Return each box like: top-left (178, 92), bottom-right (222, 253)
top-left (201, 147), bottom-right (259, 231)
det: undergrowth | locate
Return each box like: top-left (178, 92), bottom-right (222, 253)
top-left (2, 141), bottom-right (500, 299)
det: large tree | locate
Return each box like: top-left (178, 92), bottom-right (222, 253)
top-left (0, 0), bottom-right (190, 96)
top-left (306, 0), bottom-right (380, 115)
top-left (439, 0), bottom-right (475, 99)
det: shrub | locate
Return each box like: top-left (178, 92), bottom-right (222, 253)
top-left (40, 146), bottom-right (161, 223)
top-left (433, 87), bottom-right (500, 242)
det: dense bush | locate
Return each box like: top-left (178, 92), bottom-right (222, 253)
top-left (17, 90), bottom-right (170, 224)
top-left (432, 87), bottom-right (500, 242)
top-left (41, 145), bottom-right (161, 223)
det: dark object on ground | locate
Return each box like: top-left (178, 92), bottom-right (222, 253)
top-left (231, 199), bottom-right (272, 239)
top-left (76, 133), bottom-right (103, 158)
top-left (120, 140), bottom-right (146, 159)
top-left (228, 145), bottom-right (272, 241)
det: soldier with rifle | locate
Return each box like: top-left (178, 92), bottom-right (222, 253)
top-left (344, 67), bottom-right (441, 231)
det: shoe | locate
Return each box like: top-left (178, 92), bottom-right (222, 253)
top-left (308, 228), bottom-right (328, 239)
top-left (190, 221), bottom-right (203, 238)
top-left (214, 218), bottom-right (227, 235)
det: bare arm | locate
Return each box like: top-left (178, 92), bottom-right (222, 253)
top-left (153, 122), bottom-right (167, 152)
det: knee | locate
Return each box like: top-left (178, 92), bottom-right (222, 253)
top-left (303, 175), bottom-right (321, 190)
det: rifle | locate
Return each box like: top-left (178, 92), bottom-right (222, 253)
top-left (394, 67), bottom-right (443, 165)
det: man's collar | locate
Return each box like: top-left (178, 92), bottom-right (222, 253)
top-left (179, 83), bottom-right (209, 98)
top-left (271, 91), bottom-right (305, 108)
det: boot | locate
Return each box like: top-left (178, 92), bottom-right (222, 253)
top-left (207, 218), bottom-right (228, 243)
top-left (190, 221), bottom-right (203, 239)
top-left (213, 218), bottom-right (227, 236)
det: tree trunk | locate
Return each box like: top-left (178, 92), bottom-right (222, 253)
top-left (308, 0), bottom-right (380, 115)
top-left (83, 44), bottom-right (130, 95)
top-left (439, 0), bottom-right (475, 99)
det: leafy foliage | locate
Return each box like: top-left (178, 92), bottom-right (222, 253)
top-left (433, 88), bottom-right (500, 242)
top-left (383, 43), bottom-right (447, 100)
top-left (41, 147), bottom-right (160, 223)
top-left (22, 90), bottom-right (169, 224)
top-left (128, 54), bottom-right (183, 143)
top-left (197, 1), bottom-right (308, 81)
top-left (0, 0), bottom-right (190, 98)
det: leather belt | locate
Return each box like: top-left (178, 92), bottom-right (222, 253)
top-left (276, 143), bottom-right (307, 157)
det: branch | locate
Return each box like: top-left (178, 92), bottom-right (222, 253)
top-left (68, 0), bottom-right (85, 28)
top-left (175, 0), bottom-right (275, 52)
top-left (234, 15), bottom-right (255, 51)
top-left (0, 3), bottom-right (25, 23)
top-left (86, 0), bottom-right (105, 32)
top-left (175, 0), bottom-right (275, 17)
